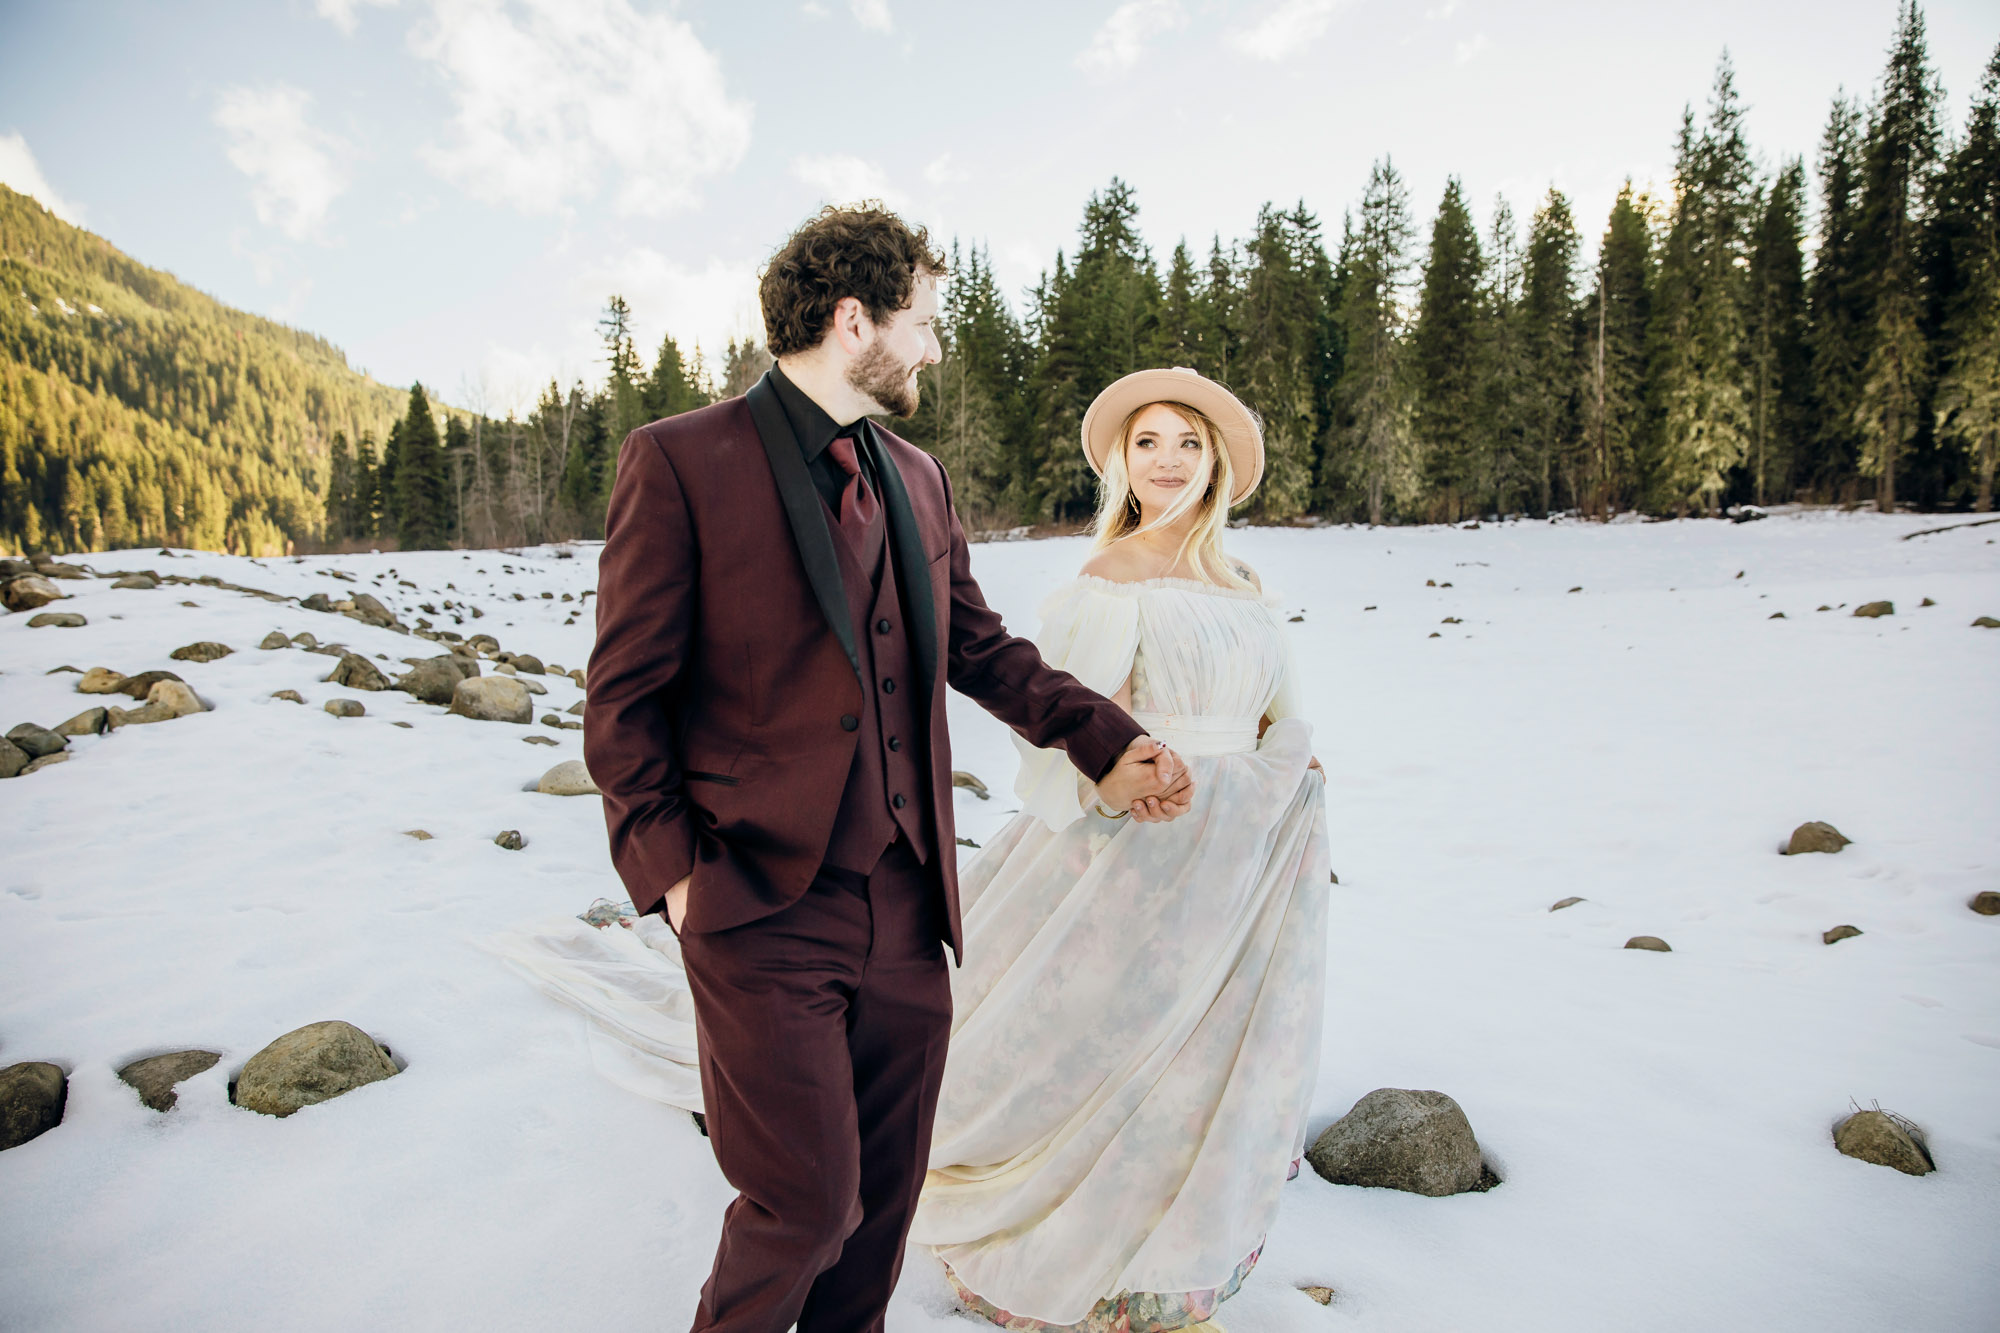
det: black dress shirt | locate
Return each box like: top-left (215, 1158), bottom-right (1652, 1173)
top-left (768, 361), bottom-right (880, 512)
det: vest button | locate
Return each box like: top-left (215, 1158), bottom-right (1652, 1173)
top-left (887, 736), bottom-right (901, 752)
top-left (892, 794), bottom-right (907, 809)
top-left (876, 618), bottom-right (892, 634)
top-left (881, 677), bottom-right (896, 694)
top-left (839, 714), bottom-right (859, 731)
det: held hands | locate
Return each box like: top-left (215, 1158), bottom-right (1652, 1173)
top-left (1095, 736), bottom-right (1195, 823)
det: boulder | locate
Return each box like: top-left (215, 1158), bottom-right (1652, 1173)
top-left (568, 668), bottom-right (587, 688)
top-left (111, 574), bottom-right (158, 590)
top-left (169, 641), bottom-right (233, 663)
top-left (494, 830), bottom-right (526, 851)
top-left (6, 723), bottom-right (67, 759)
top-left (447, 675), bottom-right (531, 724)
top-left (523, 734), bottom-right (558, 746)
top-left (1549, 896), bottom-right (1585, 911)
top-left (494, 661), bottom-right (518, 675)
top-left (36, 560), bottom-right (90, 579)
top-left (324, 652), bottom-right (390, 691)
top-left (0, 1061), bottom-right (67, 1150)
top-left (0, 557), bottom-right (32, 578)
top-left (27, 611), bottom-right (85, 628)
top-left (1834, 1109), bottom-right (1933, 1175)
top-left (77, 667), bottom-right (128, 694)
top-left (116, 669), bottom-right (184, 699)
top-left (259, 631), bottom-right (292, 650)
top-left (1973, 616), bottom-right (2000, 629)
top-left (1783, 821), bottom-right (1851, 855)
top-left (233, 1020), bottom-right (398, 1118)
top-left (300, 591), bottom-right (336, 613)
top-left (510, 654), bottom-right (546, 675)
top-left (396, 654), bottom-right (479, 705)
top-left (1968, 891), bottom-right (2000, 916)
top-left (109, 679), bottom-right (208, 728)
top-left (270, 689), bottom-right (305, 705)
top-left (346, 592), bottom-right (399, 628)
top-left (1625, 936), bottom-right (1672, 952)
top-left (2, 574), bottom-right (63, 612)
top-left (325, 698), bottom-right (366, 718)
top-left (536, 759), bottom-right (601, 796)
top-left (0, 737), bottom-right (27, 779)
top-left (467, 634), bottom-right (499, 653)
top-left (521, 677), bottom-right (547, 696)
top-left (1852, 601), bottom-right (1894, 619)
top-left (566, 701), bottom-right (585, 716)
top-left (118, 1050), bottom-right (221, 1112)
top-left (53, 707), bottom-right (107, 737)
top-left (1306, 1088), bottom-right (1492, 1197)
top-left (22, 752), bottom-right (70, 774)
top-left (290, 631), bottom-right (319, 648)
top-left (1823, 924), bottom-right (1863, 944)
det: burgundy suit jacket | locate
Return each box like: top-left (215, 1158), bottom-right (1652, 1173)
top-left (584, 372), bottom-right (1143, 960)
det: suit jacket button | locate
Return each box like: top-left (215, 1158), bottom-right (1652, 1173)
top-left (887, 736), bottom-right (901, 752)
top-left (876, 618), bottom-right (892, 634)
top-left (840, 715), bottom-right (859, 731)
top-left (881, 678), bottom-right (895, 694)
top-left (892, 794), bottom-right (907, 809)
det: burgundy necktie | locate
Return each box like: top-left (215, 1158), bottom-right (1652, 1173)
top-left (826, 433), bottom-right (878, 537)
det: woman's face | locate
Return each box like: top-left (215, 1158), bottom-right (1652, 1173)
top-left (1123, 403), bottom-right (1206, 520)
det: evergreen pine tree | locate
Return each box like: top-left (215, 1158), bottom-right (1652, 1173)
top-left (1745, 160), bottom-right (1813, 505)
top-left (1411, 178), bottom-right (1487, 520)
top-left (375, 419), bottom-right (403, 539)
top-left (641, 333), bottom-right (710, 421)
top-left (395, 384), bottom-right (447, 549)
top-left (1806, 94), bottom-right (1870, 496)
top-left (1155, 240), bottom-right (1200, 367)
top-left (1193, 235), bottom-right (1240, 385)
top-left (720, 338), bottom-right (773, 398)
top-left (1478, 196), bottom-right (1527, 515)
top-left (324, 431), bottom-right (352, 542)
top-left (443, 414), bottom-right (472, 545)
top-left (1236, 203), bottom-right (1333, 516)
top-left (353, 434), bottom-right (378, 541)
top-left (1584, 182), bottom-right (1656, 516)
top-left (1521, 187), bottom-right (1583, 515)
top-left (1934, 45), bottom-right (2000, 510)
top-left (1329, 159), bottom-right (1418, 524)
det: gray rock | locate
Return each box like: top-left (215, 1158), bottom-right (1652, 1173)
top-left (1783, 821), bottom-right (1851, 855)
top-left (447, 675), bottom-right (531, 724)
top-left (169, 641), bottom-right (233, 663)
top-left (510, 654), bottom-right (546, 675)
top-left (1549, 896), bottom-right (1585, 911)
top-left (3, 574), bottom-right (63, 612)
top-left (44, 664), bottom-right (82, 674)
top-left (566, 700), bottom-right (585, 716)
top-left (259, 631), bottom-right (292, 650)
top-left (536, 759), bottom-right (601, 795)
top-left (324, 652), bottom-right (390, 691)
top-left (1823, 924), bottom-right (1863, 944)
top-left (522, 734), bottom-right (558, 746)
top-left (325, 698), bottom-right (365, 718)
top-left (109, 679), bottom-right (206, 727)
top-left (290, 631), bottom-right (319, 648)
top-left (1968, 891), bottom-right (2000, 916)
top-left (347, 592), bottom-right (398, 628)
top-left (1301, 1287), bottom-right (1336, 1306)
top-left (300, 591), bottom-right (336, 613)
top-left (1625, 936), bottom-right (1672, 952)
top-left (1834, 1109), bottom-right (1933, 1175)
top-left (111, 574), bottom-right (158, 590)
top-left (568, 668), bottom-right (587, 688)
top-left (6, 723), bottom-right (67, 759)
top-left (0, 557), bottom-right (32, 578)
top-left (494, 829), bottom-right (526, 851)
top-left (77, 667), bottom-right (128, 694)
top-left (233, 1020), bottom-right (398, 1118)
top-left (952, 770), bottom-right (990, 800)
top-left (53, 707), bottom-right (107, 737)
top-left (0, 1061), bottom-right (67, 1150)
top-left (22, 752), bottom-right (70, 774)
top-left (1852, 601), bottom-right (1894, 619)
top-left (36, 560), bottom-right (90, 579)
top-left (1973, 616), bottom-right (2000, 629)
top-left (0, 737), bottom-right (27, 779)
top-left (521, 677), bottom-right (546, 696)
top-left (27, 611), bottom-right (85, 628)
top-left (271, 689), bottom-right (305, 705)
top-left (118, 1050), bottom-right (221, 1112)
top-left (116, 669), bottom-right (184, 699)
top-left (467, 634), bottom-right (499, 653)
top-left (1306, 1088), bottom-right (1492, 1197)
top-left (396, 654), bottom-right (478, 705)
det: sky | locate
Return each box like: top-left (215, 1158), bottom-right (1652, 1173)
top-left (2, 0), bottom-right (1996, 414)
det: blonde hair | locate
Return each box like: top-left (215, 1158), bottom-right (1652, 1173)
top-left (1090, 400), bottom-right (1255, 591)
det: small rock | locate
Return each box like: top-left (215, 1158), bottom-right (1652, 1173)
top-left (271, 689), bottom-right (305, 704)
top-left (540, 713), bottom-right (564, 728)
top-left (346, 592), bottom-right (399, 628)
top-left (1852, 601), bottom-right (1893, 618)
top-left (169, 640), bottom-right (233, 663)
top-left (1783, 821), bottom-right (1851, 855)
top-left (1625, 936), bottom-right (1671, 952)
top-left (395, 654), bottom-right (479, 705)
top-left (2, 574), bottom-right (63, 612)
top-left (1306, 1088), bottom-right (1492, 1197)
top-left (259, 631), bottom-right (291, 650)
top-left (290, 631), bottom-right (319, 648)
top-left (53, 707), bottom-right (107, 737)
top-left (1968, 891), bottom-right (2000, 916)
top-left (1769, 611), bottom-right (1787, 619)
top-left (36, 560), bottom-right (90, 579)
top-left (1920, 597), bottom-right (1935, 607)
top-left (391, 720), bottom-right (412, 728)
top-left (952, 770), bottom-right (990, 800)
top-left (22, 752), bottom-right (70, 774)
top-left (27, 611), bottom-right (85, 628)
top-left (6, 723), bottom-right (67, 759)
top-left (1549, 896), bottom-right (1584, 911)
top-left (111, 679), bottom-right (206, 727)
top-left (324, 652), bottom-right (390, 691)
top-left (1568, 585), bottom-right (1582, 593)
top-left (1972, 616), bottom-right (2000, 629)
top-left (569, 668), bottom-right (587, 688)
top-left (1301, 1287), bottom-right (1335, 1306)
top-left (522, 677), bottom-right (547, 696)
top-left (566, 701), bottom-right (585, 716)
top-left (1833, 1109), bottom-right (1933, 1175)
top-left (448, 675), bottom-right (532, 724)
top-left (494, 660), bottom-right (517, 675)
top-left (1817, 604), bottom-right (1832, 612)
top-left (300, 591), bottom-right (336, 613)
top-left (956, 836), bottom-right (981, 849)
top-left (233, 1020), bottom-right (398, 1118)
top-left (1823, 924), bottom-right (1863, 944)
top-left (510, 654), bottom-right (546, 675)
top-left (111, 574), bottom-right (157, 590)
top-left (404, 829), bottom-right (433, 840)
top-left (325, 698), bottom-right (365, 718)
top-left (0, 737), bottom-right (28, 779)
top-left (536, 759), bottom-right (601, 796)
top-left (118, 1050), bottom-right (221, 1112)
top-left (45, 664), bottom-right (81, 674)
top-left (494, 830), bottom-right (526, 851)
top-left (523, 734), bottom-right (558, 746)
top-left (115, 669), bottom-right (184, 699)
top-left (0, 1061), bottom-right (68, 1150)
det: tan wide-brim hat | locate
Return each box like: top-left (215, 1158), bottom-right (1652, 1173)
top-left (1080, 367), bottom-right (1264, 506)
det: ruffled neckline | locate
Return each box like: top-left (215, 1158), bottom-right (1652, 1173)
top-left (1069, 573), bottom-right (1276, 605)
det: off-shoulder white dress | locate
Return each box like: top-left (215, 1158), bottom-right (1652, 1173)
top-left (914, 575), bottom-right (1330, 1331)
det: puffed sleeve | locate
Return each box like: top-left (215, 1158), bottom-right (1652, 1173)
top-left (1011, 581), bottom-right (1140, 832)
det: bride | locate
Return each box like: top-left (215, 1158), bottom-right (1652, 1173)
top-left (486, 366), bottom-right (1327, 1332)
top-left (910, 367), bottom-right (1330, 1331)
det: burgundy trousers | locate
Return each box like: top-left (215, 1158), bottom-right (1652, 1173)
top-left (679, 838), bottom-right (953, 1333)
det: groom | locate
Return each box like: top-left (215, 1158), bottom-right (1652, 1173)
top-left (585, 205), bottom-right (1193, 1333)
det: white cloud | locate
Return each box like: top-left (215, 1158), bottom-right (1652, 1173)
top-left (1455, 32), bottom-right (1486, 64)
top-left (315, 0), bottom-right (399, 34)
top-left (849, 0), bottom-right (893, 33)
top-left (1229, 0), bottom-right (1348, 61)
top-left (214, 85), bottom-right (351, 240)
top-left (0, 132), bottom-right (86, 224)
top-left (409, 0), bottom-right (753, 219)
top-left (923, 152), bottom-right (969, 186)
top-left (792, 154), bottom-right (903, 208)
top-left (572, 248), bottom-right (763, 394)
top-left (1076, 0), bottom-right (1187, 75)
top-left (1424, 1), bottom-right (1457, 19)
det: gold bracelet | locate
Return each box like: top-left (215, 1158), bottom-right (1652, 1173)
top-left (1094, 800), bottom-right (1130, 820)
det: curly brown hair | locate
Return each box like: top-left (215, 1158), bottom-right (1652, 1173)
top-left (759, 203), bottom-right (948, 358)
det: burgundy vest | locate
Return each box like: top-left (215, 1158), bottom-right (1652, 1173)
top-left (821, 485), bottom-right (934, 874)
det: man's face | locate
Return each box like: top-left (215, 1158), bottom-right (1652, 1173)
top-left (845, 273), bottom-right (942, 418)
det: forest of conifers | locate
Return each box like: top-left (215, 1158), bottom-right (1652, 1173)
top-left (4, 5), bottom-right (1996, 557)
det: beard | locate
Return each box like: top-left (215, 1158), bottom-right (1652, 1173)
top-left (845, 337), bottom-right (921, 418)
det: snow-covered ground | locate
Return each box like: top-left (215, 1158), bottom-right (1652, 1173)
top-left (2, 511), bottom-right (1997, 1331)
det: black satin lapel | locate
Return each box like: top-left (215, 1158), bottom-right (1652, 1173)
top-left (746, 373), bottom-right (859, 682)
top-left (861, 422), bottom-right (939, 701)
